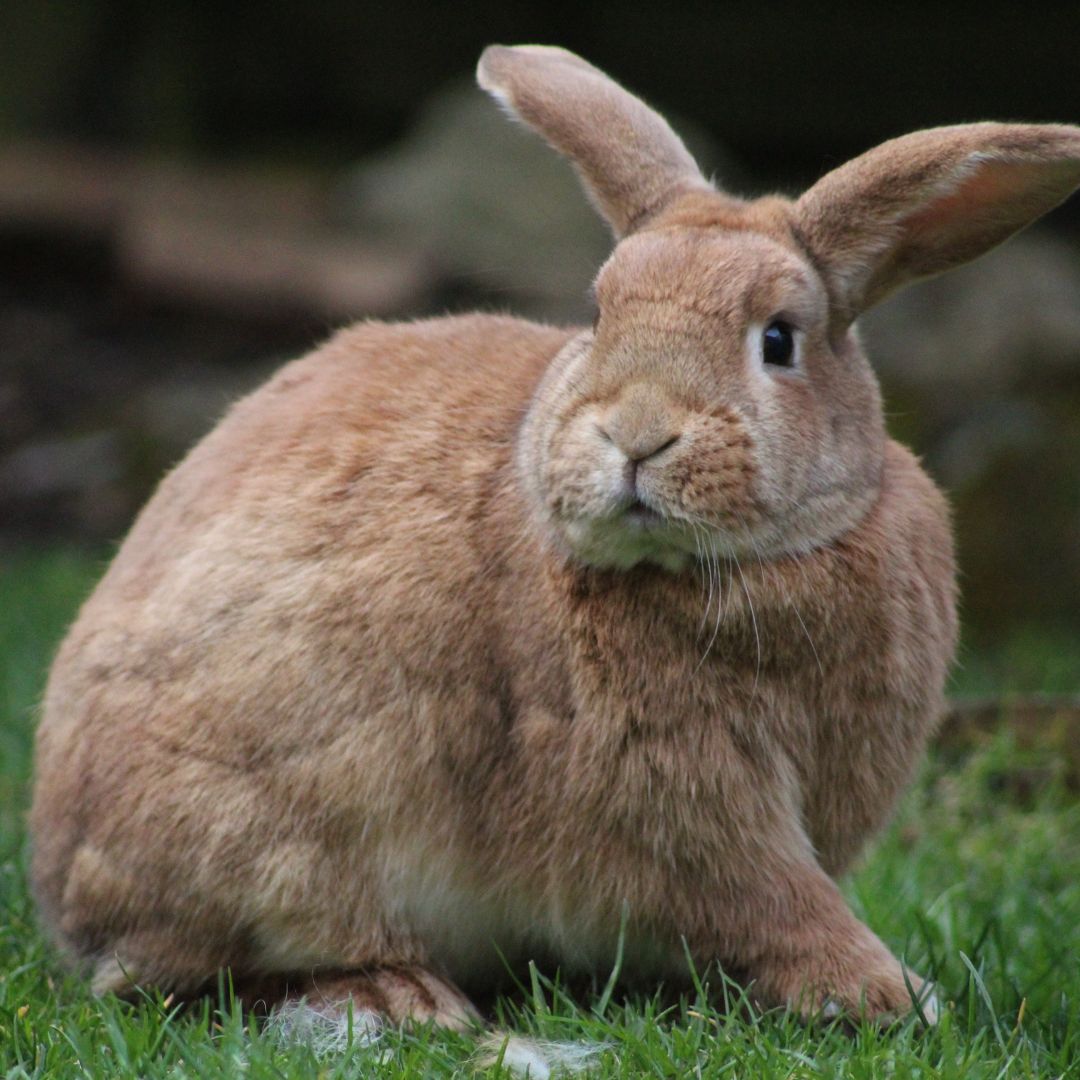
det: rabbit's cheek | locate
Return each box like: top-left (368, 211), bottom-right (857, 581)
top-left (542, 416), bottom-right (626, 518)
top-left (668, 425), bottom-right (760, 527)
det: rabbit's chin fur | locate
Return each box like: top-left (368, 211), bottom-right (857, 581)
top-left (557, 503), bottom-right (697, 573)
top-left (535, 475), bottom-right (879, 574)
top-left (29, 40), bottom-right (1080, 1060)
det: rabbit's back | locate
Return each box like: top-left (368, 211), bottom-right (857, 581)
top-left (102, 313), bottom-right (572, 604)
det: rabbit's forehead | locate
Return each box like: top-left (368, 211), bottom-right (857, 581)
top-left (595, 229), bottom-right (827, 324)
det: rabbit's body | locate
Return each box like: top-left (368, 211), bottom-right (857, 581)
top-left (30, 43), bottom-right (1080, 1034)
top-left (33, 312), bottom-right (950, 1007)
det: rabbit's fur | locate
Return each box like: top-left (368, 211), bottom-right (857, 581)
top-left (31, 45), bottom-right (1080, 1030)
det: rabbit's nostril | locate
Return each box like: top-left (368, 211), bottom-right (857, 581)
top-left (649, 433), bottom-right (681, 459)
top-left (628, 432), bottom-right (681, 463)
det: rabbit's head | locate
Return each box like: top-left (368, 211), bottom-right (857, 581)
top-left (478, 45), bottom-right (1080, 569)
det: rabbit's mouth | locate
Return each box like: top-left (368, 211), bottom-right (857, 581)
top-left (558, 503), bottom-right (692, 571)
top-left (623, 498), bottom-right (665, 529)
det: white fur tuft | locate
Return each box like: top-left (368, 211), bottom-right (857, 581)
top-left (265, 1006), bottom-right (606, 1074)
top-left (479, 80), bottom-right (516, 119)
top-left (478, 1034), bottom-right (608, 1077)
top-left (919, 987), bottom-right (940, 1026)
top-left (263, 1001), bottom-right (384, 1058)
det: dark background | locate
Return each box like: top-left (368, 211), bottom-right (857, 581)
top-left (1, 2), bottom-right (1079, 645)
top-left (5, 3), bottom-right (1080, 190)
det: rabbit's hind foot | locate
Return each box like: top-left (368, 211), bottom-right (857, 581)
top-left (270, 965), bottom-right (481, 1034)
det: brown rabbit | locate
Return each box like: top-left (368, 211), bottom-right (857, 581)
top-left (30, 42), bottom-right (1080, 1051)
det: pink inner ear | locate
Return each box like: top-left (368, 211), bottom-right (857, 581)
top-left (904, 162), bottom-right (1037, 231)
top-left (898, 157), bottom-right (1078, 275)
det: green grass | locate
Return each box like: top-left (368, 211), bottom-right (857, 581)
top-left (2, 548), bottom-right (1079, 1077)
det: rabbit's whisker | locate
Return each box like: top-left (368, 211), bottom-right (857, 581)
top-left (736, 512), bottom-right (825, 682)
top-left (730, 548), bottom-right (761, 703)
top-left (693, 524), bottom-right (716, 641)
top-left (689, 517), bottom-right (726, 673)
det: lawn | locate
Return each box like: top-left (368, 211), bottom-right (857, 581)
top-left (2, 548), bottom-right (1078, 1077)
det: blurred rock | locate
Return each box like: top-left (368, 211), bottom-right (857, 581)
top-left (864, 233), bottom-right (1080, 407)
top-left (344, 83), bottom-right (609, 323)
top-left (344, 82), bottom-right (738, 324)
top-left (863, 231), bottom-right (1080, 634)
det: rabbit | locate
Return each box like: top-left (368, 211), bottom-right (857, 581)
top-left (30, 42), bottom-right (1080, 1048)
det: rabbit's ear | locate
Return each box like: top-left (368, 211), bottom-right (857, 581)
top-left (477, 44), bottom-right (714, 236)
top-left (795, 123), bottom-right (1080, 322)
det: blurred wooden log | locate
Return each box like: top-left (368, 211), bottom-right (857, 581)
top-left (0, 140), bottom-right (434, 320)
top-left (939, 695), bottom-right (1080, 744)
top-left (115, 210), bottom-right (431, 321)
top-left (938, 695), bottom-right (1080, 794)
top-left (0, 142), bottom-right (130, 233)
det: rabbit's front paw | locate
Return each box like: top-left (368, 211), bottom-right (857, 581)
top-left (758, 931), bottom-right (936, 1025)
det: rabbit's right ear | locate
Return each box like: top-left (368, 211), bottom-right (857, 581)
top-left (796, 122), bottom-right (1080, 324)
top-left (477, 44), bottom-right (714, 236)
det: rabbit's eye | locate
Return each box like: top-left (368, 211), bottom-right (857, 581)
top-left (762, 321), bottom-right (795, 367)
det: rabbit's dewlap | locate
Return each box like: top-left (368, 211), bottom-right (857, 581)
top-left (30, 44), bottom-right (1080, 1042)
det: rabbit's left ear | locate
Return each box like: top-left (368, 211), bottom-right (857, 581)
top-left (477, 44), bottom-right (714, 236)
top-left (795, 123), bottom-right (1080, 322)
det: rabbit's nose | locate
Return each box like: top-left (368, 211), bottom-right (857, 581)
top-left (618, 432), bottom-right (681, 498)
top-left (600, 384), bottom-right (683, 465)
top-left (597, 423), bottom-right (681, 462)
top-left (624, 431), bottom-right (681, 463)
top-left (598, 421), bottom-right (681, 497)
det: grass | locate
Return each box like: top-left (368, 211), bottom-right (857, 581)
top-left (2, 548), bottom-right (1079, 1077)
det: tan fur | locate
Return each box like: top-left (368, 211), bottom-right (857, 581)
top-left (31, 44), bottom-right (1080, 1033)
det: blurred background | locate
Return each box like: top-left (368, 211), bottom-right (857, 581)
top-left (1, 2), bottom-right (1079, 652)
